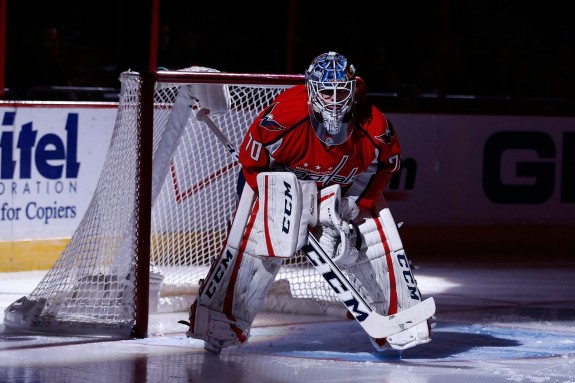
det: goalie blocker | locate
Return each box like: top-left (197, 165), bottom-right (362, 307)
top-left (182, 171), bottom-right (434, 353)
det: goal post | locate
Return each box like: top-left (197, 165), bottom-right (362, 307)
top-left (3, 68), bottom-right (345, 339)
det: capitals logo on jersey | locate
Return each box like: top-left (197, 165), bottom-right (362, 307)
top-left (258, 103), bottom-right (286, 132)
top-left (374, 123), bottom-right (395, 145)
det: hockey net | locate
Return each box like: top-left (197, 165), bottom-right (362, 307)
top-left (3, 68), bottom-right (344, 338)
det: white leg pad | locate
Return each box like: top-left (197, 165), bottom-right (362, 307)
top-left (343, 194), bottom-right (431, 350)
top-left (188, 186), bottom-right (284, 350)
top-left (191, 243), bottom-right (283, 349)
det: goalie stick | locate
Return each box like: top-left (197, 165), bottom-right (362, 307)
top-left (195, 108), bottom-right (435, 339)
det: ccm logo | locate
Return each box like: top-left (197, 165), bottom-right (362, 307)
top-left (282, 180), bottom-right (293, 234)
top-left (397, 252), bottom-right (421, 301)
top-left (205, 249), bottom-right (233, 299)
top-left (303, 243), bottom-right (370, 322)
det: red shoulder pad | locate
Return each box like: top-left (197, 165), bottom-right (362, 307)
top-left (256, 85), bottom-right (308, 134)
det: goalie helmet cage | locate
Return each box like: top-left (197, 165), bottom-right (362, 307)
top-left (3, 68), bottom-right (346, 339)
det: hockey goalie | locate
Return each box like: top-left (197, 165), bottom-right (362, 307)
top-left (182, 51), bottom-right (435, 353)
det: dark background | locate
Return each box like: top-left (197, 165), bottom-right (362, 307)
top-left (3, 0), bottom-right (575, 114)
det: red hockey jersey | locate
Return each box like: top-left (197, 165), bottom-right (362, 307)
top-left (238, 84), bottom-right (401, 209)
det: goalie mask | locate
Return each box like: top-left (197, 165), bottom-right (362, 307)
top-left (305, 51), bottom-right (356, 145)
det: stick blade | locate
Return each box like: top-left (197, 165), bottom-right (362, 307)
top-left (361, 297), bottom-right (436, 339)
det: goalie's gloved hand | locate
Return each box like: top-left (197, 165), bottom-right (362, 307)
top-left (314, 185), bottom-right (360, 266)
top-left (316, 224), bottom-right (359, 266)
top-left (340, 196), bottom-right (360, 222)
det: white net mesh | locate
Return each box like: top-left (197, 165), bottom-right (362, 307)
top-left (3, 69), bottom-right (343, 337)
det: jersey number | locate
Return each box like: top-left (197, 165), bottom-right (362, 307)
top-left (245, 134), bottom-right (262, 161)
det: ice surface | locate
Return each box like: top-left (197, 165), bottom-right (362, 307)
top-left (1, 261), bottom-right (574, 383)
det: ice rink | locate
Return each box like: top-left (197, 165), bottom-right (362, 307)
top-left (1, 255), bottom-right (574, 383)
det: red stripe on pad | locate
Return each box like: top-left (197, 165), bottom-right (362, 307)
top-left (372, 208), bottom-right (398, 315)
top-left (263, 176), bottom-right (276, 257)
top-left (223, 199), bottom-right (259, 317)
